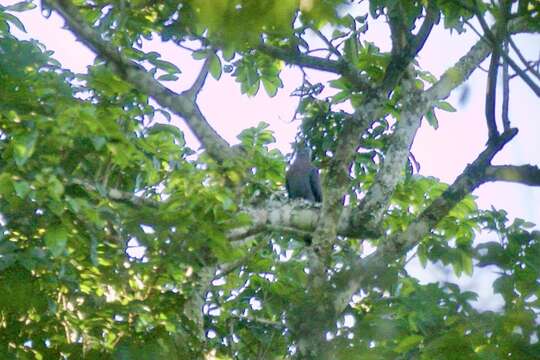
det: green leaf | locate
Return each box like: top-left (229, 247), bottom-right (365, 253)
top-left (3, 13), bottom-right (26, 33)
top-left (425, 109), bottom-right (439, 129)
top-left (419, 71), bottom-right (437, 84)
top-left (13, 180), bottom-right (30, 198)
top-left (493, 275), bottom-right (514, 299)
top-left (13, 130), bottom-right (38, 167)
top-left (209, 53), bottom-right (222, 80)
top-left (147, 123), bottom-right (185, 145)
top-left (157, 73), bottom-right (179, 81)
top-left (461, 251), bottom-right (473, 276)
top-left (153, 59), bottom-right (181, 74)
top-left (222, 45), bottom-right (235, 61)
top-left (417, 244), bottom-right (428, 268)
top-left (331, 90), bottom-right (350, 104)
top-left (395, 334), bottom-right (423, 353)
top-left (5, 1), bottom-right (36, 12)
top-left (344, 36), bottom-right (359, 65)
top-left (436, 101), bottom-right (457, 112)
top-left (192, 50), bottom-right (208, 60)
top-left (48, 175), bottom-right (65, 200)
top-left (91, 136), bottom-right (107, 150)
top-left (262, 78), bottom-right (278, 97)
top-left (44, 225), bottom-right (68, 257)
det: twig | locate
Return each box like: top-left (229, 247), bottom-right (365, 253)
top-left (508, 37), bottom-right (540, 82)
top-left (485, 47), bottom-right (500, 140)
top-left (69, 178), bottom-right (159, 208)
top-left (257, 43), bottom-right (371, 91)
top-left (312, 28), bottom-right (341, 57)
top-left (502, 40), bottom-right (511, 131)
top-left (469, 0), bottom-right (540, 97)
top-left (229, 313), bottom-right (282, 328)
top-left (216, 237), bottom-right (270, 280)
top-left (382, 0), bottom-right (439, 92)
top-left (183, 55), bottom-right (211, 100)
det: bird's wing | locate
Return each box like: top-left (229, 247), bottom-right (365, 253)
top-left (309, 167), bottom-right (322, 202)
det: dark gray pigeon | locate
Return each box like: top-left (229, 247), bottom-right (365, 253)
top-left (285, 147), bottom-right (322, 202)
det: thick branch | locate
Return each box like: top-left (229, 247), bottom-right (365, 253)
top-left (311, 92), bottom-right (387, 256)
top-left (332, 128), bottom-right (518, 314)
top-left (48, 0), bottom-right (235, 163)
top-left (485, 165), bottom-right (540, 186)
top-left (355, 79), bottom-right (425, 230)
top-left (230, 201), bottom-right (382, 242)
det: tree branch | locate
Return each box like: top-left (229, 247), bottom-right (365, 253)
top-left (471, 2), bottom-right (540, 97)
top-left (310, 92), bottom-right (387, 257)
top-left (47, 0), bottom-right (236, 163)
top-left (183, 55), bottom-right (211, 100)
top-left (410, 1), bottom-right (440, 58)
top-left (231, 201), bottom-right (382, 242)
top-left (502, 50), bottom-right (540, 97)
top-left (485, 165), bottom-right (540, 186)
top-left (502, 40), bottom-right (511, 131)
top-left (332, 128), bottom-right (518, 314)
top-left (382, 1), bottom-right (439, 92)
top-left (485, 48), bottom-right (500, 140)
top-left (425, 35), bottom-right (492, 102)
top-left (257, 43), bottom-right (371, 91)
top-left (257, 43), bottom-right (342, 73)
top-left (355, 78), bottom-right (425, 230)
top-left (216, 237), bottom-right (270, 280)
top-left (508, 36), bottom-right (540, 82)
top-left (312, 28), bottom-right (341, 57)
top-left (69, 178), bottom-right (159, 208)
top-left (425, 16), bottom-right (537, 103)
top-left (228, 313), bottom-right (283, 328)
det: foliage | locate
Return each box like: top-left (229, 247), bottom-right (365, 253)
top-left (0, 0), bottom-right (539, 359)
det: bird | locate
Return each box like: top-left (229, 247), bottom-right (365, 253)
top-left (285, 147), bottom-right (322, 202)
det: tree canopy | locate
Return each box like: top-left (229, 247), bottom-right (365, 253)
top-left (0, 0), bottom-right (539, 359)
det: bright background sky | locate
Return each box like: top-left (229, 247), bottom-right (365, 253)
top-left (7, 2), bottom-right (540, 310)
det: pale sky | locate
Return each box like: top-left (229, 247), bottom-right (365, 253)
top-left (7, 3), bottom-right (540, 310)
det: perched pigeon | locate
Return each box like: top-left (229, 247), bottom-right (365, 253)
top-left (285, 147), bottom-right (322, 202)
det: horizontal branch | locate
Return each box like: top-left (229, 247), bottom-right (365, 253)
top-left (257, 43), bottom-right (371, 91)
top-left (48, 0), bottom-right (235, 163)
top-left (485, 164), bottom-right (540, 186)
top-left (230, 201), bottom-right (382, 242)
top-left (69, 178), bottom-right (159, 208)
top-left (258, 43), bottom-right (342, 73)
